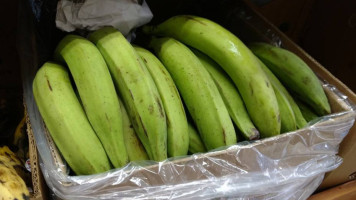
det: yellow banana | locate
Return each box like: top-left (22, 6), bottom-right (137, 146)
top-left (89, 27), bottom-right (167, 161)
top-left (149, 37), bottom-right (236, 150)
top-left (187, 123), bottom-right (207, 154)
top-left (33, 62), bottom-right (111, 175)
top-left (0, 146), bottom-right (22, 166)
top-left (143, 15), bottom-right (280, 138)
top-left (134, 46), bottom-right (189, 157)
top-left (191, 48), bottom-right (259, 140)
top-left (12, 116), bottom-right (30, 183)
top-left (12, 116), bottom-right (26, 150)
top-left (0, 153), bottom-right (29, 200)
top-left (0, 146), bottom-right (29, 186)
top-left (119, 98), bottom-right (149, 162)
top-left (54, 35), bottom-right (128, 168)
top-left (249, 42), bottom-right (330, 116)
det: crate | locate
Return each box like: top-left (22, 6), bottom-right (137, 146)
top-left (21, 0), bottom-right (356, 199)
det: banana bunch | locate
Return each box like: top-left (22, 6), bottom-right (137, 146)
top-left (33, 62), bottom-right (112, 175)
top-left (249, 42), bottom-right (330, 116)
top-left (32, 14), bottom-right (331, 175)
top-left (88, 27), bottom-right (167, 161)
top-left (143, 15), bottom-right (280, 138)
top-left (149, 37), bottom-right (236, 150)
top-left (134, 46), bottom-right (189, 157)
top-left (0, 146), bottom-right (30, 200)
top-left (191, 48), bottom-right (259, 140)
top-left (143, 15), bottom-right (329, 132)
top-left (256, 58), bottom-right (306, 132)
top-left (54, 35), bottom-right (128, 168)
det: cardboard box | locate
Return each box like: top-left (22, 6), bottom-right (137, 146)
top-left (309, 180), bottom-right (356, 200)
top-left (21, 0), bottom-right (356, 198)
top-left (26, 110), bottom-right (49, 200)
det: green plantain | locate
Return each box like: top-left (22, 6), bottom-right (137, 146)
top-left (89, 27), bottom-right (167, 161)
top-left (187, 123), bottom-right (207, 154)
top-left (119, 98), bottom-right (149, 162)
top-left (149, 37), bottom-right (236, 150)
top-left (143, 15), bottom-right (280, 138)
top-left (249, 42), bottom-right (330, 116)
top-left (33, 62), bottom-right (111, 175)
top-left (191, 48), bottom-right (259, 140)
top-left (134, 46), bottom-right (189, 157)
top-left (54, 35), bottom-right (128, 168)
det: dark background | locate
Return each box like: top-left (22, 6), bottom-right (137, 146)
top-left (0, 0), bottom-right (355, 141)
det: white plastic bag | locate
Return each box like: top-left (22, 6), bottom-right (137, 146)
top-left (56, 0), bottom-right (153, 36)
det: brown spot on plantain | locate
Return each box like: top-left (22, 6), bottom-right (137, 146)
top-left (161, 68), bottom-right (167, 76)
top-left (183, 15), bottom-right (206, 26)
top-left (249, 128), bottom-right (260, 140)
top-left (155, 96), bottom-right (165, 118)
top-left (138, 142), bottom-right (145, 149)
top-left (143, 58), bottom-right (148, 63)
top-left (249, 82), bottom-right (254, 95)
top-left (302, 76), bottom-right (311, 85)
top-left (46, 78), bottom-right (52, 91)
top-left (222, 128), bottom-right (226, 144)
top-left (131, 117), bottom-right (138, 130)
top-left (266, 81), bottom-right (270, 88)
top-left (148, 104), bottom-right (154, 114)
top-left (138, 116), bottom-right (148, 137)
top-left (166, 115), bottom-right (170, 126)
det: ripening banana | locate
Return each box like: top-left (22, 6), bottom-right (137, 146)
top-left (294, 98), bottom-right (319, 122)
top-left (12, 116), bottom-right (26, 153)
top-left (187, 123), bottom-right (207, 154)
top-left (119, 98), bottom-right (149, 162)
top-left (0, 146), bottom-right (22, 166)
top-left (0, 152), bottom-right (30, 200)
top-left (191, 48), bottom-right (259, 140)
top-left (12, 116), bottom-right (31, 185)
top-left (256, 58), bottom-right (307, 130)
top-left (33, 62), bottom-right (111, 175)
top-left (249, 42), bottom-right (331, 116)
top-left (255, 58), bottom-right (297, 133)
top-left (143, 15), bottom-right (280, 138)
top-left (54, 35), bottom-right (128, 168)
top-left (149, 37), bottom-right (237, 150)
top-left (88, 27), bottom-right (167, 161)
top-left (0, 146), bottom-right (29, 186)
top-left (134, 46), bottom-right (189, 157)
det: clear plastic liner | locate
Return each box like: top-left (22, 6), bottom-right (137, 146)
top-left (26, 80), bottom-right (356, 200)
top-left (19, 0), bottom-right (356, 199)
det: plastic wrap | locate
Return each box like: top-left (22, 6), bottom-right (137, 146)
top-left (26, 83), bottom-right (355, 200)
top-left (19, 0), bottom-right (356, 199)
top-left (56, 0), bottom-right (153, 36)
